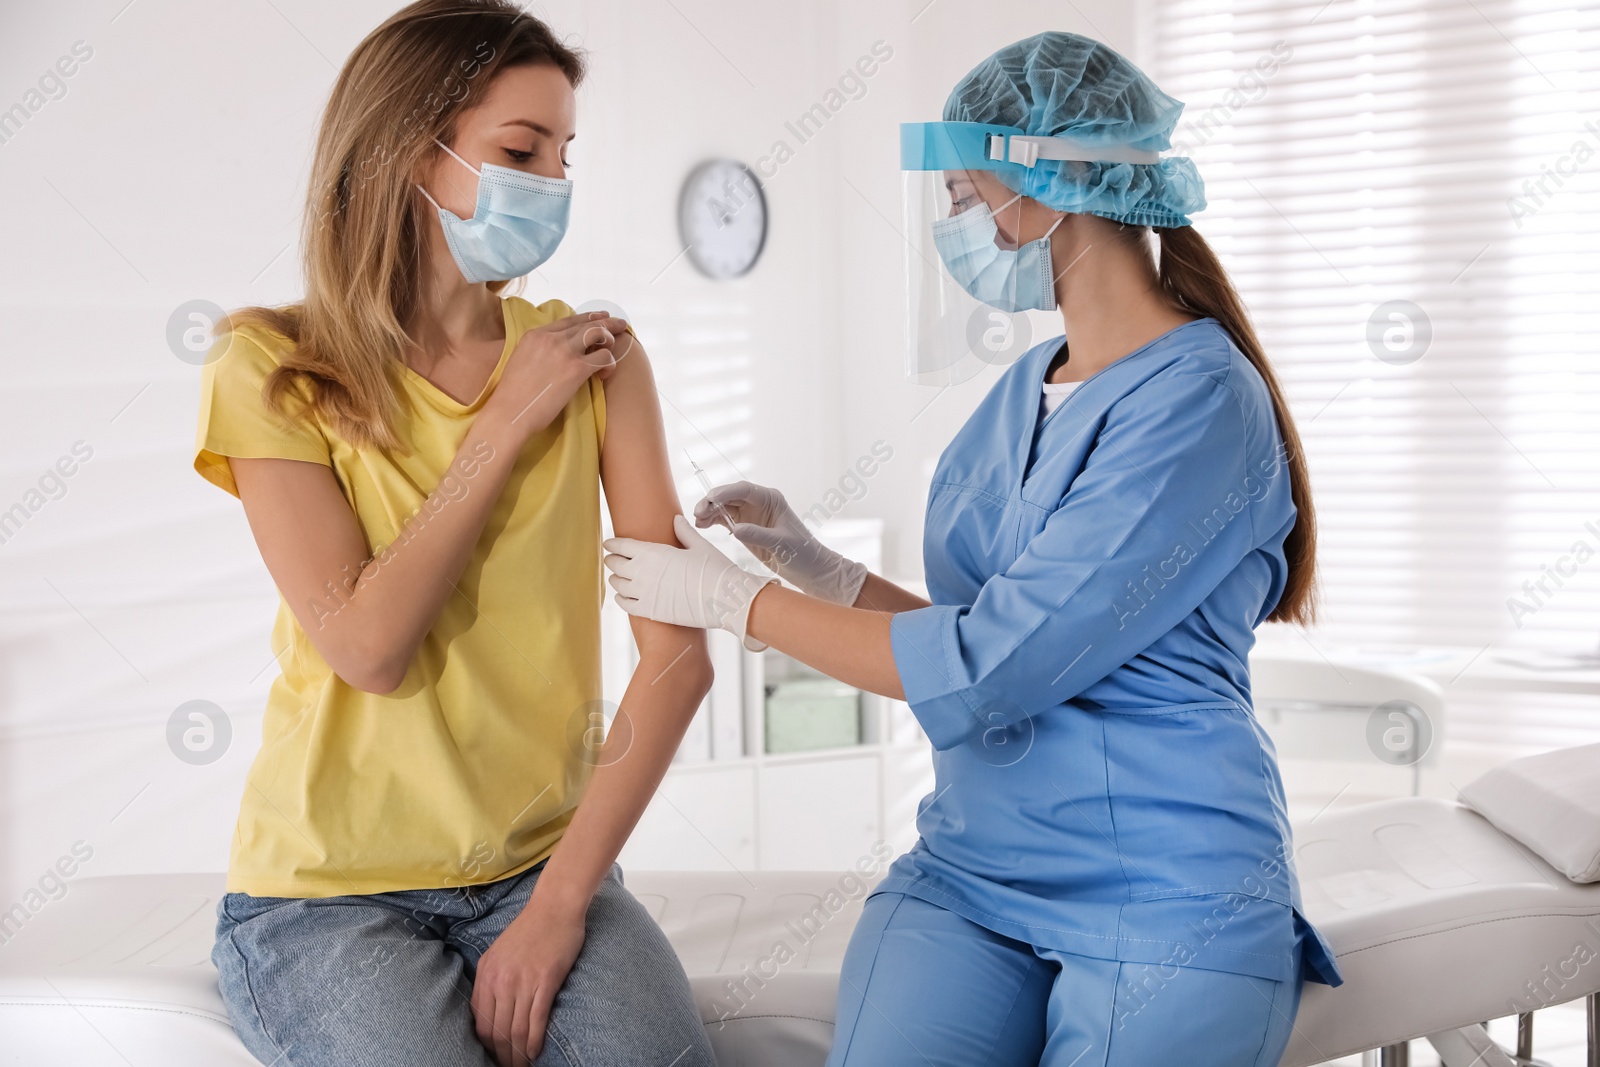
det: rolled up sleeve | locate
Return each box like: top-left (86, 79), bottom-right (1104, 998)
top-left (892, 371), bottom-right (1272, 750)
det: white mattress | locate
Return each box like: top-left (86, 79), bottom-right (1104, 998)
top-left (0, 869), bottom-right (864, 1067)
top-left (630, 870), bottom-right (865, 1066)
top-left (1282, 798), bottom-right (1600, 1066)
top-left (2, 800), bottom-right (1597, 1066)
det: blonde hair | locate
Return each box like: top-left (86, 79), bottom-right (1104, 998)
top-left (224, 0), bottom-right (585, 451)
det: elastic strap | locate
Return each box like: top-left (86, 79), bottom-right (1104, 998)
top-left (416, 138), bottom-right (480, 212)
top-left (999, 133), bottom-right (1161, 167)
top-left (997, 194), bottom-right (1066, 244)
top-left (434, 137), bottom-right (480, 177)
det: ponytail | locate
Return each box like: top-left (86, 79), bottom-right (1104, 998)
top-left (1153, 225), bottom-right (1317, 626)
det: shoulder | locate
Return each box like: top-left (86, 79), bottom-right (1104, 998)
top-left (1104, 362), bottom-right (1248, 460)
top-left (1146, 318), bottom-right (1235, 382)
top-left (1107, 325), bottom-right (1289, 484)
top-left (503, 295), bottom-right (577, 334)
top-left (202, 321), bottom-right (296, 400)
top-left (199, 314), bottom-right (320, 429)
top-left (1112, 367), bottom-right (1244, 439)
top-left (202, 310), bottom-right (310, 397)
top-left (1130, 321), bottom-right (1273, 423)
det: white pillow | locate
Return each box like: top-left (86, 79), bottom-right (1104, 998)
top-left (1460, 742), bottom-right (1600, 883)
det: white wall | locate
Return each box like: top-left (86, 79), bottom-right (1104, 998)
top-left (0, 0), bottom-right (1129, 904)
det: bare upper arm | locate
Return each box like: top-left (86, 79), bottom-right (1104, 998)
top-left (597, 340), bottom-right (711, 668)
top-left (230, 455), bottom-right (373, 658)
top-left (597, 341), bottom-right (680, 545)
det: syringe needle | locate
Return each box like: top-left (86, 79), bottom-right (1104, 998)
top-left (687, 452), bottom-right (735, 529)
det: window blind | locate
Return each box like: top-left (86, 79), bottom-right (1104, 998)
top-left (1145, 0), bottom-right (1600, 747)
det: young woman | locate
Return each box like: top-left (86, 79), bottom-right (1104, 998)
top-left (604, 32), bottom-right (1344, 1067)
top-left (194, 3), bottom-right (715, 1065)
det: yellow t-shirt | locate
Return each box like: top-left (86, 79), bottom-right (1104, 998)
top-left (194, 296), bottom-right (606, 897)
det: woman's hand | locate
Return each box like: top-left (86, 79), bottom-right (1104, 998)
top-left (482, 311), bottom-right (629, 442)
top-left (694, 481), bottom-right (867, 606)
top-left (470, 894), bottom-right (588, 1066)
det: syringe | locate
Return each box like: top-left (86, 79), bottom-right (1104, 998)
top-left (688, 453), bottom-right (736, 530)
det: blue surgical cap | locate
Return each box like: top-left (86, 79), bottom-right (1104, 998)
top-left (943, 31), bottom-right (1206, 228)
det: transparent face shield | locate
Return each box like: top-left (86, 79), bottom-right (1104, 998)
top-left (902, 166), bottom-right (1057, 386)
top-left (899, 122), bottom-right (1161, 385)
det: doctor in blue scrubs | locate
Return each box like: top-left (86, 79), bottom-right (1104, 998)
top-left (603, 31), bottom-right (1343, 1067)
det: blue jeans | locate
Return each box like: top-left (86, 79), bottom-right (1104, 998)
top-left (827, 893), bottom-right (1303, 1067)
top-left (212, 863), bottom-right (713, 1067)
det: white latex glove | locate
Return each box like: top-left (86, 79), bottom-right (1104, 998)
top-left (604, 515), bottom-right (778, 651)
top-left (692, 481), bottom-right (867, 607)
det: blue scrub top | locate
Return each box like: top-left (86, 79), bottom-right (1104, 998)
top-left (883, 318), bottom-right (1342, 987)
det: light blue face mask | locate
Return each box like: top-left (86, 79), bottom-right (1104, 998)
top-left (416, 139), bottom-right (572, 284)
top-left (931, 193), bottom-right (1064, 313)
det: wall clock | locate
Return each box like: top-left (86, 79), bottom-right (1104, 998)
top-left (678, 158), bottom-right (767, 279)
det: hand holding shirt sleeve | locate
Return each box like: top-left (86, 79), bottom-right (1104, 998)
top-left (892, 371), bottom-right (1281, 750)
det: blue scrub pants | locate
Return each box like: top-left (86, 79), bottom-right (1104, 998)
top-left (826, 893), bottom-right (1302, 1067)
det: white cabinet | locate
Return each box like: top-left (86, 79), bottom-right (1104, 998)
top-left (618, 763), bottom-right (757, 872)
top-left (618, 739), bottom-right (934, 873)
top-left (605, 523), bottom-right (938, 872)
top-left (758, 754), bottom-right (881, 869)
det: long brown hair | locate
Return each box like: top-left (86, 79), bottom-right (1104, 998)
top-left (224, 0), bottom-right (585, 452)
top-left (1152, 225), bottom-right (1317, 625)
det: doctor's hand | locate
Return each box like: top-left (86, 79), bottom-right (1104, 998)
top-left (605, 515), bottom-right (777, 650)
top-left (693, 481), bottom-right (867, 607)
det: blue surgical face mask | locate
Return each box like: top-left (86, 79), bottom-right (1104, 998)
top-left (931, 194), bottom-right (1064, 313)
top-left (416, 139), bottom-right (572, 284)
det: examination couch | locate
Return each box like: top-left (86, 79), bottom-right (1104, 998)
top-left (2, 744), bottom-right (1597, 1067)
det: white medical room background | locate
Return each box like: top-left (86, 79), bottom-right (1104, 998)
top-left (0, 0), bottom-right (1597, 955)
